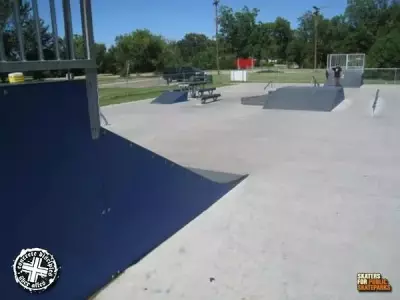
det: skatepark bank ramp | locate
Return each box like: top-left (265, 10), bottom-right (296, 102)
top-left (151, 91), bottom-right (188, 104)
top-left (263, 86), bottom-right (345, 112)
top-left (0, 81), bottom-right (246, 300)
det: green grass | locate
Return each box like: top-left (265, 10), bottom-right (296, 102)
top-left (99, 82), bottom-right (230, 106)
top-left (363, 79), bottom-right (398, 84)
top-left (99, 86), bottom-right (166, 106)
top-left (250, 70), bottom-right (326, 83)
top-left (212, 69), bottom-right (327, 84)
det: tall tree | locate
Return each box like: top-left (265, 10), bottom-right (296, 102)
top-left (114, 29), bottom-right (166, 74)
top-left (177, 33), bottom-right (210, 61)
top-left (271, 17), bottom-right (293, 62)
top-left (218, 5), bottom-right (259, 57)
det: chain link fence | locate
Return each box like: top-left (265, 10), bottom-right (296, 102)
top-left (363, 68), bottom-right (399, 84)
top-left (327, 53), bottom-right (366, 70)
top-left (97, 68), bottom-right (400, 88)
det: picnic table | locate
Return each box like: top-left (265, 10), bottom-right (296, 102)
top-left (178, 81), bottom-right (208, 98)
top-left (197, 87), bottom-right (216, 97)
top-left (175, 80), bottom-right (221, 103)
top-left (197, 87), bottom-right (221, 104)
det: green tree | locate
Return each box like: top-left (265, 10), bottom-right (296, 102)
top-left (114, 29), bottom-right (165, 74)
top-left (160, 40), bottom-right (184, 68)
top-left (250, 22), bottom-right (274, 61)
top-left (271, 17), bottom-right (293, 62)
top-left (102, 46), bottom-right (118, 74)
top-left (286, 33), bottom-right (309, 68)
top-left (367, 29), bottom-right (400, 67)
top-left (73, 34), bottom-right (107, 72)
top-left (177, 33), bottom-right (209, 62)
top-left (218, 5), bottom-right (259, 57)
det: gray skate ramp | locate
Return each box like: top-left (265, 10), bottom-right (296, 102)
top-left (325, 70), bottom-right (363, 87)
top-left (241, 95), bottom-right (267, 106)
top-left (241, 90), bottom-right (275, 106)
top-left (151, 91), bottom-right (188, 104)
top-left (263, 86), bottom-right (345, 112)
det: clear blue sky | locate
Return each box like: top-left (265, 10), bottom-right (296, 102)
top-left (38, 0), bottom-right (347, 48)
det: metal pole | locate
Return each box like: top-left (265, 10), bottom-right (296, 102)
top-left (79, 0), bottom-right (88, 59)
top-left (80, 0), bottom-right (101, 140)
top-left (213, 0), bottom-right (220, 75)
top-left (0, 28), bottom-right (6, 62)
top-left (313, 7), bottom-right (319, 71)
top-left (32, 0), bottom-right (43, 61)
top-left (49, 0), bottom-right (60, 60)
top-left (12, 0), bottom-right (25, 61)
top-left (63, 0), bottom-right (75, 80)
top-left (62, 0), bottom-right (75, 60)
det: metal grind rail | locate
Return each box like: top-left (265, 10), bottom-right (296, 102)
top-left (264, 80), bottom-right (273, 91)
top-left (311, 76), bottom-right (320, 87)
top-left (372, 88), bottom-right (380, 116)
top-left (0, 0), bottom-right (101, 140)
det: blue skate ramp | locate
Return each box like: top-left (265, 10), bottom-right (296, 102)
top-left (0, 81), bottom-right (245, 300)
top-left (263, 86), bottom-right (345, 112)
top-left (325, 70), bottom-right (364, 87)
top-left (151, 90), bottom-right (188, 104)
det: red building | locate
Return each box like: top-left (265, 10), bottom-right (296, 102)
top-left (236, 57), bottom-right (255, 69)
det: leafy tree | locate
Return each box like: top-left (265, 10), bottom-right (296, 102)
top-left (114, 29), bottom-right (165, 74)
top-left (286, 33), bottom-right (309, 68)
top-left (218, 6), bottom-right (259, 57)
top-left (73, 34), bottom-right (107, 72)
top-left (271, 17), bottom-right (293, 62)
top-left (368, 29), bottom-right (400, 67)
top-left (177, 33), bottom-right (209, 62)
top-left (159, 40), bottom-right (184, 69)
top-left (102, 46), bottom-right (118, 74)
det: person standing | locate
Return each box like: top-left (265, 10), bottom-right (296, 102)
top-left (332, 65), bottom-right (342, 86)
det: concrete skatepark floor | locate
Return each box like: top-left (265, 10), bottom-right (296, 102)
top-left (95, 83), bottom-right (400, 300)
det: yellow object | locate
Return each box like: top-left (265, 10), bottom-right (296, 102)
top-left (8, 72), bottom-right (25, 84)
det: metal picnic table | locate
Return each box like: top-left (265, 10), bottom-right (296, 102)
top-left (178, 81), bottom-right (208, 98)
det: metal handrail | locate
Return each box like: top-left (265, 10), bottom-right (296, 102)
top-left (264, 81), bottom-right (273, 90)
top-left (312, 76), bottom-right (320, 87)
top-left (372, 89), bottom-right (380, 115)
top-left (100, 111), bottom-right (110, 126)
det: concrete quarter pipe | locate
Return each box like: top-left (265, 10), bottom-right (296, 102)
top-left (0, 81), bottom-right (246, 300)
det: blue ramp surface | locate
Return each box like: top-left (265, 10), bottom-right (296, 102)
top-left (263, 86), bottom-right (345, 112)
top-left (151, 91), bottom-right (188, 104)
top-left (0, 81), bottom-right (245, 300)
